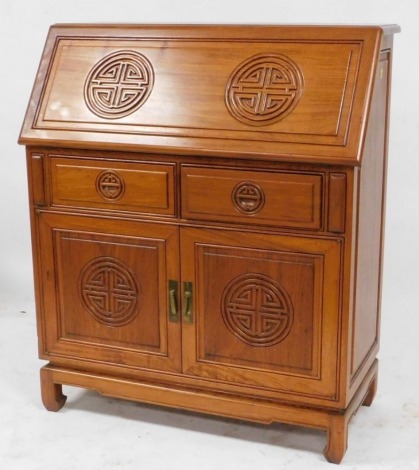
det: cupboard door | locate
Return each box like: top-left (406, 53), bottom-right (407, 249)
top-left (37, 212), bottom-right (181, 373)
top-left (181, 227), bottom-right (341, 401)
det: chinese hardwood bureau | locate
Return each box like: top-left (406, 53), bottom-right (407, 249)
top-left (19, 24), bottom-right (399, 463)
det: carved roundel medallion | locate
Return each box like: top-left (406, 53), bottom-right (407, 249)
top-left (84, 50), bottom-right (154, 119)
top-left (80, 257), bottom-right (140, 327)
top-left (222, 273), bottom-right (293, 347)
top-left (225, 53), bottom-right (304, 126)
top-left (232, 181), bottom-right (265, 214)
top-left (96, 170), bottom-right (125, 201)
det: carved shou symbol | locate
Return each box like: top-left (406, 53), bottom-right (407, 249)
top-left (232, 181), bottom-right (265, 214)
top-left (222, 273), bottom-right (293, 347)
top-left (84, 50), bottom-right (154, 119)
top-left (80, 257), bottom-right (140, 326)
top-left (96, 170), bottom-right (125, 201)
top-left (225, 53), bottom-right (304, 126)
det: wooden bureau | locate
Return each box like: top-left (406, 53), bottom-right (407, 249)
top-left (19, 24), bottom-right (399, 463)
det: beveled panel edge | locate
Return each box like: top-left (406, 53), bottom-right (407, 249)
top-left (33, 38), bottom-right (359, 143)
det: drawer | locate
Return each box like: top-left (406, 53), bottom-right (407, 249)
top-left (50, 157), bottom-right (175, 216)
top-left (181, 166), bottom-right (322, 229)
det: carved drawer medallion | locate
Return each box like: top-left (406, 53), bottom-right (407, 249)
top-left (96, 170), bottom-right (125, 201)
top-left (225, 53), bottom-right (304, 126)
top-left (84, 50), bottom-right (154, 119)
top-left (80, 256), bottom-right (140, 326)
top-left (232, 182), bottom-right (265, 214)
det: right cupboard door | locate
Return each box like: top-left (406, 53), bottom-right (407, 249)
top-left (180, 227), bottom-right (342, 403)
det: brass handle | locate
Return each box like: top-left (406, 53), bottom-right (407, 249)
top-left (168, 280), bottom-right (179, 323)
top-left (183, 281), bottom-right (193, 324)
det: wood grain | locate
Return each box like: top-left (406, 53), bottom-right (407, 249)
top-left (19, 24), bottom-right (399, 463)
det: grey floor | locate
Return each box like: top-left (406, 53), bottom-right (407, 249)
top-left (1, 298), bottom-right (418, 470)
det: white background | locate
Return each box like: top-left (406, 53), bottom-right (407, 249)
top-left (1, 1), bottom-right (418, 469)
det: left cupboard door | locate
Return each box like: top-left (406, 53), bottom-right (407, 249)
top-left (35, 212), bottom-right (181, 373)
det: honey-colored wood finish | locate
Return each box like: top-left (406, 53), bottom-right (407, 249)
top-left (50, 157), bottom-right (176, 216)
top-left (19, 24), bottom-right (399, 463)
top-left (180, 227), bottom-right (341, 400)
top-left (181, 166), bottom-right (322, 229)
top-left (37, 212), bottom-right (182, 372)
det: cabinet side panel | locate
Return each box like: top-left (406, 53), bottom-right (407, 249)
top-left (26, 149), bottom-right (48, 358)
top-left (351, 52), bottom-right (390, 382)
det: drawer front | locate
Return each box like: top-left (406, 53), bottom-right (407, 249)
top-left (181, 166), bottom-right (322, 229)
top-left (50, 157), bottom-right (175, 216)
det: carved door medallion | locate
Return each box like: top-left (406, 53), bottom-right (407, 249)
top-left (80, 256), bottom-right (140, 326)
top-left (222, 273), bottom-right (293, 347)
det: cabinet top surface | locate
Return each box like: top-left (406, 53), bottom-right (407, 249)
top-left (19, 24), bottom-right (399, 165)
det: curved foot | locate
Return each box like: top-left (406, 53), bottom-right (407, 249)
top-left (362, 376), bottom-right (378, 407)
top-left (40, 367), bottom-right (67, 412)
top-left (323, 415), bottom-right (348, 464)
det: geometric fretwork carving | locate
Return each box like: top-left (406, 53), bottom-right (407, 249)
top-left (84, 50), bottom-right (154, 119)
top-left (96, 170), bottom-right (125, 201)
top-left (225, 53), bottom-right (304, 126)
top-left (232, 181), bottom-right (265, 214)
top-left (221, 273), bottom-right (293, 347)
top-left (80, 257), bottom-right (140, 326)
